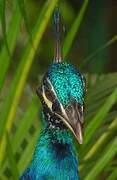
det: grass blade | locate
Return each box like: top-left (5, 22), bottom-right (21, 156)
top-left (79, 117), bottom-right (117, 172)
top-left (0, 0), bottom-right (10, 56)
top-left (1, 96), bottom-right (40, 174)
top-left (84, 88), bottom-right (117, 145)
top-left (84, 137), bottom-right (117, 180)
top-left (86, 73), bottom-right (117, 104)
top-left (12, 97), bottom-right (40, 151)
top-left (107, 167), bottom-right (117, 180)
top-left (0, 1), bottom-right (21, 91)
top-left (6, 133), bottom-right (19, 180)
top-left (80, 34), bottom-right (117, 68)
top-left (18, 129), bottom-right (40, 174)
top-left (63, 0), bottom-right (89, 58)
top-left (17, 0), bottom-right (33, 46)
top-left (84, 118), bottom-right (117, 161)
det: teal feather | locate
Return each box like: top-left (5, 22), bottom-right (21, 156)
top-left (20, 126), bottom-right (79, 180)
top-left (48, 62), bottom-right (84, 106)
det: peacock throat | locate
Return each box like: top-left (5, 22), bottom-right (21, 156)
top-left (25, 108), bottom-right (79, 180)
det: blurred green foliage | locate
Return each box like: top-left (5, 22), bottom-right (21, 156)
top-left (0, 0), bottom-right (117, 180)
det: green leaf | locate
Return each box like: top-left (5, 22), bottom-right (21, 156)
top-left (6, 133), bottom-right (19, 180)
top-left (84, 118), bottom-right (117, 161)
top-left (18, 129), bottom-right (40, 174)
top-left (12, 97), bottom-right (40, 151)
top-left (0, 0), bottom-right (10, 56)
top-left (84, 137), bottom-right (117, 180)
top-left (0, 1), bottom-right (21, 92)
top-left (80, 34), bottom-right (117, 67)
top-left (85, 73), bottom-right (117, 122)
top-left (17, 0), bottom-right (33, 46)
top-left (107, 167), bottom-right (117, 180)
top-left (0, 96), bottom-right (40, 174)
top-left (63, 0), bottom-right (89, 58)
top-left (84, 88), bottom-right (117, 145)
top-left (86, 73), bottom-right (117, 104)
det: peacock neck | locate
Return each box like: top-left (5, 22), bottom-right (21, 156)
top-left (33, 112), bottom-right (75, 157)
top-left (41, 126), bottom-right (73, 147)
top-left (34, 121), bottom-right (75, 156)
top-left (29, 111), bottom-right (79, 179)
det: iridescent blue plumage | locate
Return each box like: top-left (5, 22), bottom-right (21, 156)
top-left (48, 62), bottom-right (84, 106)
top-left (21, 127), bottom-right (79, 180)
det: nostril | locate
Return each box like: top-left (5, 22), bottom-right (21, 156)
top-left (44, 87), bottom-right (55, 102)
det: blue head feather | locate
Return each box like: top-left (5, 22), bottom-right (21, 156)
top-left (47, 62), bottom-right (84, 106)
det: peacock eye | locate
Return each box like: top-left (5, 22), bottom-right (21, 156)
top-left (52, 99), bottom-right (61, 113)
top-left (43, 78), bottom-right (51, 89)
top-left (42, 76), bottom-right (55, 102)
top-left (44, 85), bottom-right (56, 102)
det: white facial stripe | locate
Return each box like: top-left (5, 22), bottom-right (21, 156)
top-left (55, 112), bottom-right (72, 130)
top-left (54, 112), bottom-right (78, 140)
top-left (47, 78), bottom-right (54, 92)
top-left (47, 78), bottom-right (68, 120)
top-left (42, 86), bottom-right (52, 110)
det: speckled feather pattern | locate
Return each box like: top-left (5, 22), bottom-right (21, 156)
top-left (48, 62), bottom-right (84, 106)
top-left (20, 128), bottom-right (79, 180)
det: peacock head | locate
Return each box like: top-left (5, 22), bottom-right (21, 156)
top-left (36, 62), bottom-right (86, 144)
top-left (36, 8), bottom-right (86, 144)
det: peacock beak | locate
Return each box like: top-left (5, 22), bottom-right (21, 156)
top-left (64, 100), bottom-right (84, 144)
top-left (53, 99), bottom-right (84, 144)
top-left (55, 99), bottom-right (84, 144)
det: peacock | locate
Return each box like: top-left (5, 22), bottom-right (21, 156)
top-left (20, 8), bottom-right (86, 180)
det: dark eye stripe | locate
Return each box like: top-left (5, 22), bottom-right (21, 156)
top-left (52, 99), bottom-right (61, 113)
top-left (43, 77), bottom-right (51, 90)
top-left (44, 86), bottom-right (56, 102)
top-left (42, 77), bottom-right (56, 102)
